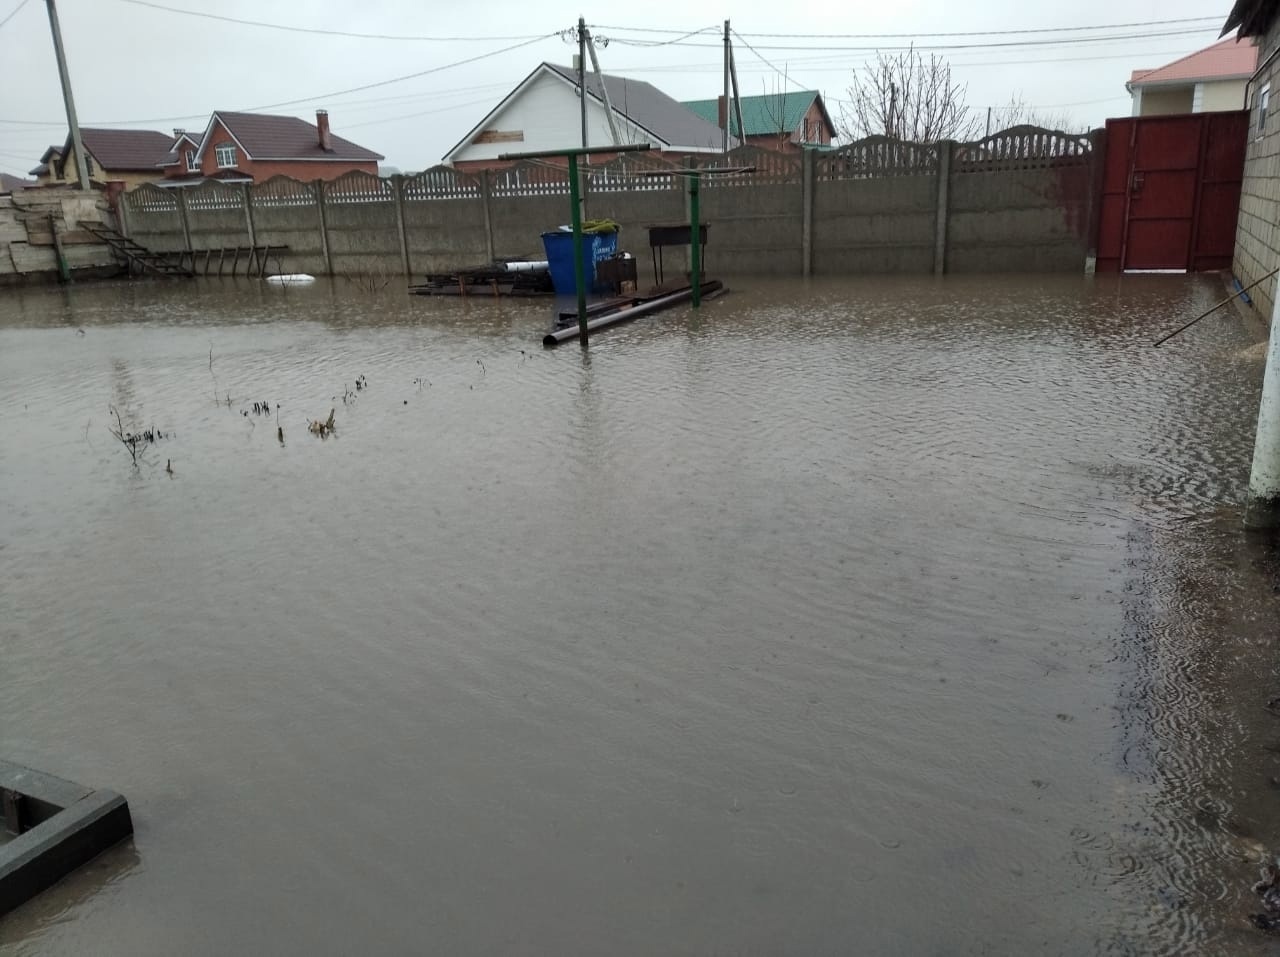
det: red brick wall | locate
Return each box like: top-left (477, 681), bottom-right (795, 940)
top-left (241, 160), bottom-right (380, 181)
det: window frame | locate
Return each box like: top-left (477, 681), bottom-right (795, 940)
top-left (214, 143), bottom-right (237, 168)
top-left (1258, 82), bottom-right (1270, 138)
top-left (185, 149), bottom-right (199, 172)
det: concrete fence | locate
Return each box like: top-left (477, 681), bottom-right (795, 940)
top-left (119, 125), bottom-right (1104, 278)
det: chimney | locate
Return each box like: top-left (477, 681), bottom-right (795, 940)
top-left (717, 95), bottom-right (727, 131)
top-left (316, 110), bottom-right (332, 151)
top-left (173, 128), bottom-right (185, 138)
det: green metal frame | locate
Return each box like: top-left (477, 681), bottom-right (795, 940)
top-left (639, 165), bottom-right (754, 309)
top-left (498, 144), bottom-right (651, 346)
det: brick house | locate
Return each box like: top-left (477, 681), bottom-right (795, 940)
top-left (29, 128), bottom-right (175, 189)
top-left (681, 91), bottom-right (835, 153)
top-left (1221, 1), bottom-right (1280, 319)
top-left (157, 110), bottom-right (383, 186)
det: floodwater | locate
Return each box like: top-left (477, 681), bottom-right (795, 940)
top-left (1, 273), bottom-right (1279, 955)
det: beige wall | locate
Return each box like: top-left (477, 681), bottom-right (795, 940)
top-left (1138, 86), bottom-right (1195, 115)
top-left (1234, 19), bottom-right (1280, 322)
top-left (40, 153), bottom-right (159, 189)
top-left (1200, 79), bottom-right (1248, 112)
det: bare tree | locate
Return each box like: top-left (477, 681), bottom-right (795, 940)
top-left (984, 95), bottom-right (1088, 136)
top-left (760, 73), bottom-right (792, 150)
top-left (840, 46), bottom-right (980, 143)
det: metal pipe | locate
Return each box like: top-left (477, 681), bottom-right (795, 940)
top-left (567, 153), bottom-right (588, 345)
top-left (543, 281), bottom-right (723, 346)
top-left (689, 176), bottom-right (702, 308)
top-left (1152, 265), bottom-right (1280, 346)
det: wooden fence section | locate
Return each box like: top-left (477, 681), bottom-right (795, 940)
top-left (119, 125), bottom-right (1106, 278)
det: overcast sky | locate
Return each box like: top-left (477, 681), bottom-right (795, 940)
top-left (0, 0), bottom-right (1236, 176)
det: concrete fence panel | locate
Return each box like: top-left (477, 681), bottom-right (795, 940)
top-left (320, 171), bottom-right (401, 275)
top-left (401, 167), bottom-right (489, 273)
top-left (250, 177), bottom-right (327, 276)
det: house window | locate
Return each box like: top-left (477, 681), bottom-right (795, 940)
top-left (185, 149), bottom-right (198, 172)
top-left (1258, 83), bottom-right (1270, 137)
top-left (214, 143), bottom-right (236, 168)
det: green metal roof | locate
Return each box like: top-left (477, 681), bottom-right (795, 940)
top-left (681, 90), bottom-right (827, 140)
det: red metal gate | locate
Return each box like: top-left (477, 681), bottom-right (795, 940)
top-left (1097, 111), bottom-right (1247, 273)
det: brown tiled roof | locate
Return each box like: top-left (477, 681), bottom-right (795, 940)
top-left (78, 128), bottom-right (176, 171)
top-left (1129, 37), bottom-right (1257, 86)
top-left (211, 111), bottom-right (383, 161)
top-left (0, 173), bottom-right (35, 192)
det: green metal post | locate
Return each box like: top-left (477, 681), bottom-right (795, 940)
top-left (567, 153), bottom-right (588, 345)
top-left (689, 176), bottom-right (701, 308)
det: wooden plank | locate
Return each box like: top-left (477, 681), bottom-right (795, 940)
top-left (474, 130), bottom-right (524, 144)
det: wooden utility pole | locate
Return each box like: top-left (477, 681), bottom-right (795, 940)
top-left (44, 0), bottom-right (90, 191)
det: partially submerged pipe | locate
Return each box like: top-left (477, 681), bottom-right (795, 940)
top-left (543, 281), bottom-right (723, 347)
top-left (502, 260), bottom-right (549, 273)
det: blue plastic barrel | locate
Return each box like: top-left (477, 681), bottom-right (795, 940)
top-left (541, 230), bottom-right (619, 295)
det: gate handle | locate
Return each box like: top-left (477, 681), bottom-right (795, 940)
top-left (1130, 171), bottom-right (1145, 193)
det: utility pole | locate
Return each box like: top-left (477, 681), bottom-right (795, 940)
top-left (728, 40), bottom-right (745, 151)
top-left (584, 27), bottom-right (621, 146)
top-left (578, 16), bottom-right (587, 150)
top-left (986, 106), bottom-right (992, 138)
top-left (45, 0), bottom-right (90, 191)
top-left (722, 20), bottom-right (731, 154)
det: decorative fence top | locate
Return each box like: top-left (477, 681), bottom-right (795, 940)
top-left (489, 160), bottom-right (571, 198)
top-left (125, 184), bottom-right (177, 214)
top-left (253, 176), bottom-right (317, 208)
top-left (954, 126), bottom-right (1095, 173)
top-left (325, 170), bottom-right (395, 204)
top-left (119, 125), bottom-right (1099, 216)
top-left (403, 166), bottom-right (479, 201)
top-left (586, 154), bottom-right (680, 193)
top-left (702, 145), bottom-right (801, 187)
top-left (817, 136), bottom-right (941, 181)
top-left (185, 181), bottom-right (244, 212)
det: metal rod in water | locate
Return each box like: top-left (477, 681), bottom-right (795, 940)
top-left (1152, 266), bottom-right (1280, 347)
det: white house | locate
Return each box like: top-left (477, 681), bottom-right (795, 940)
top-left (442, 63), bottom-right (729, 171)
top-left (1127, 36), bottom-right (1258, 116)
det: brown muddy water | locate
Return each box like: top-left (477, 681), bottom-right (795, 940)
top-left (2, 274), bottom-right (1279, 955)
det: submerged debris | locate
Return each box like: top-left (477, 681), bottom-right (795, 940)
top-left (308, 409), bottom-right (336, 438)
top-left (1250, 863), bottom-right (1280, 931)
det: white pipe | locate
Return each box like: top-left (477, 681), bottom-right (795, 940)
top-left (502, 260), bottom-right (549, 273)
top-left (1245, 274), bottom-right (1280, 528)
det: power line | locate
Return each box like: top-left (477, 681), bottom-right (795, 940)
top-left (730, 29), bottom-right (811, 93)
top-left (0, 0), bottom-right (30, 30)
top-left (593, 15), bottom-right (1223, 40)
top-left (614, 26), bottom-right (1221, 53)
top-left (604, 45), bottom-right (1217, 76)
top-left (236, 33), bottom-right (558, 113)
top-left (113, 0), bottom-right (550, 42)
top-left (0, 33), bottom-right (560, 128)
top-left (341, 96), bottom-right (501, 130)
